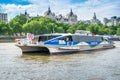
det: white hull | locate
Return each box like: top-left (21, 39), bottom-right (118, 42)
top-left (16, 44), bottom-right (49, 53)
top-left (48, 44), bottom-right (115, 54)
top-left (16, 43), bottom-right (115, 55)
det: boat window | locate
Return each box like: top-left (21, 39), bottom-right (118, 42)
top-left (38, 36), bottom-right (47, 42)
top-left (65, 36), bottom-right (73, 42)
top-left (72, 35), bottom-right (103, 42)
top-left (59, 37), bottom-right (65, 40)
top-left (38, 35), bottom-right (60, 42)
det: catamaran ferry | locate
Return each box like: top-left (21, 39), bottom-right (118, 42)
top-left (16, 32), bottom-right (115, 55)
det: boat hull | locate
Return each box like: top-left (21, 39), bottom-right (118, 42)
top-left (16, 44), bottom-right (115, 55)
top-left (47, 44), bottom-right (115, 54)
top-left (16, 44), bottom-right (49, 53)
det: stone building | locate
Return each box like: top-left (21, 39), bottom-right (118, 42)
top-left (90, 12), bottom-right (101, 24)
top-left (44, 7), bottom-right (55, 19)
top-left (24, 10), bottom-right (31, 22)
top-left (80, 12), bottom-right (101, 24)
top-left (103, 16), bottom-right (120, 26)
top-left (67, 9), bottom-right (77, 24)
top-left (44, 7), bottom-right (77, 24)
top-left (0, 13), bottom-right (8, 22)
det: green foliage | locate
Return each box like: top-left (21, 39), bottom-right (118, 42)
top-left (0, 20), bottom-right (9, 35)
top-left (9, 14), bottom-right (27, 35)
top-left (67, 22), bottom-right (88, 33)
top-left (1, 14), bottom-right (120, 36)
top-left (23, 17), bottom-right (56, 34)
top-left (56, 22), bottom-right (71, 33)
top-left (99, 25), bottom-right (109, 35)
top-left (117, 28), bottom-right (120, 35)
top-left (67, 26), bottom-right (75, 33)
top-left (117, 22), bottom-right (120, 28)
top-left (86, 24), bottom-right (99, 34)
top-left (116, 22), bottom-right (120, 35)
top-left (73, 22), bottom-right (88, 30)
top-left (23, 17), bottom-right (71, 34)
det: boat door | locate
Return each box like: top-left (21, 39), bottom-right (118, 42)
top-left (65, 36), bottom-right (73, 46)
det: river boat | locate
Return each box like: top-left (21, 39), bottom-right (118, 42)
top-left (16, 32), bottom-right (115, 55)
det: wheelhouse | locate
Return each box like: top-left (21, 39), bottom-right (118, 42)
top-left (38, 34), bottom-right (62, 42)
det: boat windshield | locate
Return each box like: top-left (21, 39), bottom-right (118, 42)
top-left (38, 35), bottom-right (60, 42)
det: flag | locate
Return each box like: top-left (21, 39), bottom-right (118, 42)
top-left (27, 33), bottom-right (34, 40)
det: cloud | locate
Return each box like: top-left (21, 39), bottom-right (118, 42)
top-left (1, 4), bottom-right (35, 20)
top-left (1, 0), bottom-right (120, 22)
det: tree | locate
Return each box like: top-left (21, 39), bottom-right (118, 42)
top-left (23, 20), bottom-right (43, 34)
top-left (98, 25), bottom-right (108, 35)
top-left (6, 14), bottom-right (119, 35)
top-left (117, 22), bottom-right (120, 28)
top-left (116, 28), bottom-right (120, 35)
top-left (86, 24), bottom-right (99, 34)
top-left (108, 25), bottom-right (117, 35)
top-left (56, 22), bottom-right (71, 33)
top-left (74, 22), bottom-right (88, 30)
top-left (9, 14), bottom-right (27, 35)
top-left (0, 20), bottom-right (9, 35)
top-left (23, 17), bottom-right (58, 34)
top-left (67, 26), bottom-right (76, 33)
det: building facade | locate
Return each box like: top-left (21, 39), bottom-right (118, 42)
top-left (103, 16), bottom-right (120, 26)
top-left (0, 13), bottom-right (8, 22)
top-left (44, 7), bottom-right (77, 24)
top-left (90, 12), bottom-right (101, 24)
top-left (25, 7), bottom-right (101, 25)
top-left (80, 12), bottom-right (101, 24)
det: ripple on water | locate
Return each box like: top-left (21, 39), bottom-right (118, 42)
top-left (0, 43), bottom-right (120, 80)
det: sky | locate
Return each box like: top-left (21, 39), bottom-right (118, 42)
top-left (0, 0), bottom-right (120, 22)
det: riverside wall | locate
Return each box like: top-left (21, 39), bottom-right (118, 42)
top-left (0, 36), bottom-right (25, 42)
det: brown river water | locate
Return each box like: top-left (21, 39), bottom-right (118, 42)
top-left (0, 42), bottom-right (120, 80)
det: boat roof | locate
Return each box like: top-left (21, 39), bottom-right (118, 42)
top-left (39, 33), bottom-right (101, 37)
top-left (40, 33), bottom-right (72, 36)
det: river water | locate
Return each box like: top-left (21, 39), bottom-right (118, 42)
top-left (0, 42), bottom-right (120, 80)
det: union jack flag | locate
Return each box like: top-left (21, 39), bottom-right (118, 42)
top-left (27, 33), bottom-right (34, 40)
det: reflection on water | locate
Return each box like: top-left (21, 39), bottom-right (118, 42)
top-left (0, 42), bottom-right (120, 80)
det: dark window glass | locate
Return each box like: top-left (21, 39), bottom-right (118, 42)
top-left (38, 35), bottom-right (60, 42)
top-left (72, 35), bottom-right (102, 42)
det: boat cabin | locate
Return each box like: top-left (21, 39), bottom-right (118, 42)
top-left (37, 33), bottom-right (107, 47)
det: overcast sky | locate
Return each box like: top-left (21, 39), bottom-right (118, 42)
top-left (0, 0), bottom-right (120, 21)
